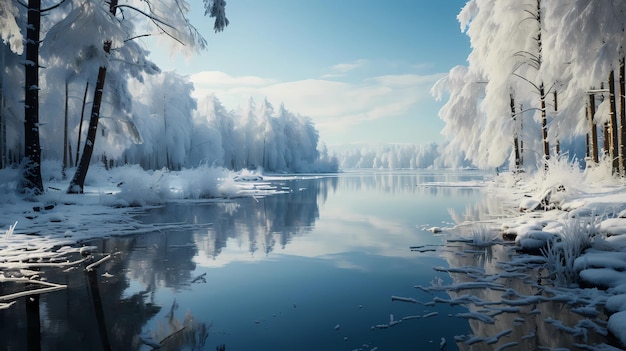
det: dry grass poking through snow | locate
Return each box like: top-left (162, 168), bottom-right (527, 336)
top-left (541, 212), bottom-right (597, 287)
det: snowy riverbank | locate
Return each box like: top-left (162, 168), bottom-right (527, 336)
top-left (479, 159), bottom-right (626, 347)
top-left (0, 164), bottom-right (290, 267)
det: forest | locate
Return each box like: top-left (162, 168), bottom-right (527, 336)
top-left (2, 0), bottom-right (626, 194)
top-left (432, 0), bottom-right (626, 175)
top-left (0, 0), bottom-right (338, 196)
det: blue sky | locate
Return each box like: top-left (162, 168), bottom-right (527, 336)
top-left (151, 0), bottom-right (470, 147)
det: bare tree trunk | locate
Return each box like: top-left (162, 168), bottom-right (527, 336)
top-left (510, 94), bottom-right (521, 171)
top-left (518, 105), bottom-right (524, 166)
top-left (609, 70), bottom-right (619, 173)
top-left (617, 57), bottom-right (626, 176)
top-left (22, 0), bottom-right (44, 194)
top-left (26, 293), bottom-right (41, 351)
top-left (553, 90), bottom-right (560, 157)
top-left (603, 122), bottom-right (610, 156)
top-left (62, 81), bottom-right (68, 178)
top-left (588, 92), bottom-right (599, 164)
top-left (68, 143), bottom-right (73, 168)
top-left (0, 43), bottom-right (5, 169)
top-left (540, 83), bottom-right (549, 163)
top-left (87, 268), bottom-right (112, 351)
top-left (68, 0), bottom-right (118, 193)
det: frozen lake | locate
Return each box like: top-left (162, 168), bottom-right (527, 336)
top-left (0, 170), bottom-right (615, 350)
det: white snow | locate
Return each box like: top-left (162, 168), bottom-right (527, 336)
top-left (487, 162), bottom-right (626, 347)
top-left (608, 311), bottom-right (626, 346)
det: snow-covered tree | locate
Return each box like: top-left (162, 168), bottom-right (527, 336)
top-left (435, 0), bottom-right (626, 174)
top-left (60, 0), bottom-right (229, 193)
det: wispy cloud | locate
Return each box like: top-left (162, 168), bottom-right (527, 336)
top-left (190, 68), bottom-right (445, 143)
top-left (330, 59), bottom-right (369, 73)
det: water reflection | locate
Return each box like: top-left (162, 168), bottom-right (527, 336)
top-left (1, 171), bottom-right (493, 350)
top-left (439, 195), bottom-right (614, 349)
top-left (0, 247), bottom-right (160, 350)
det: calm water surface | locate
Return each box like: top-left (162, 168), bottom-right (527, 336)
top-left (128, 170), bottom-right (485, 351)
top-left (5, 170), bottom-right (609, 350)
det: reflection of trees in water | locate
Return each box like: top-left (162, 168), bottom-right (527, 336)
top-left (439, 199), bottom-right (612, 349)
top-left (441, 242), bottom-right (611, 350)
top-left (447, 189), bottom-right (519, 226)
top-left (340, 171), bottom-right (483, 198)
top-left (0, 233), bottom-right (215, 350)
top-left (192, 177), bottom-right (329, 258)
top-left (0, 243), bottom-right (160, 350)
top-left (119, 231), bottom-right (198, 292)
top-left (147, 300), bottom-right (210, 351)
top-left (0, 176), bottom-right (335, 350)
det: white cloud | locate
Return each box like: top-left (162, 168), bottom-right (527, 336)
top-left (330, 59), bottom-right (369, 73)
top-left (189, 69), bottom-right (445, 143)
top-left (191, 71), bottom-right (275, 87)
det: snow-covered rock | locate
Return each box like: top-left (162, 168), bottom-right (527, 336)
top-left (605, 294), bottom-right (626, 314)
top-left (599, 218), bottom-right (626, 236)
top-left (608, 311), bottom-right (626, 346)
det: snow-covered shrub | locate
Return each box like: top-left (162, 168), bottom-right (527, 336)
top-left (584, 157), bottom-right (623, 186)
top-left (113, 167), bottom-right (169, 206)
top-left (530, 156), bottom-right (584, 201)
top-left (469, 224), bottom-right (499, 247)
top-left (541, 217), bottom-right (596, 287)
top-left (168, 166), bottom-right (229, 199)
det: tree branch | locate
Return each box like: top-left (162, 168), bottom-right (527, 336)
top-left (42, 0), bottom-right (67, 12)
top-left (113, 4), bottom-right (176, 29)
top-left (512, 72), bottom-right (540, 91)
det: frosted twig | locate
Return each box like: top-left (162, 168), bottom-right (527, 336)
top-left (0, 301), bottom-right (16, 310)
top-left (3, 221), bottom-right (18, 240)
top-left (0, 257), bottom-right (88, 270)
top-left (0, 284), bottom-right (66, 302)
top-left (85, 254), bottom-right (112, 272)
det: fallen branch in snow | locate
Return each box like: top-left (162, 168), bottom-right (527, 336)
top-left (0, 301), bottom-right (16, 310)
top-left (0, 278), bottom-right (66, 302)
top-left (85, 254), bottom-right (112, 272)
top-left (0, 257), bottom-right (88, 270)
top-left (391, 295), bottom-right (417, 303)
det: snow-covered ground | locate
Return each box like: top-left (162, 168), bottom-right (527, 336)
top-left (2, 159), bottom-right (626, 347)
top-left (0, 163), bottom-right (289, 307)
top-left (472, 158), bottom-right (626, 347)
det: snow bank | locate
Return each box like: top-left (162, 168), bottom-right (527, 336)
top-left (488, 160), bottom-right (626, 347)
top-left (0, 164), bottom-right (288, 252)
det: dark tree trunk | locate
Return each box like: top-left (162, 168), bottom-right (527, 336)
top-left (603, 122), bottom-right (610, 156)
top-left (588, 92), bottom-right (599, 164)
top-left (518, 105), bottom-right (524, 165)
top-left (26, 294), bottom-right (41, 351)
top-left (619, 58), bottom-right (626, 175)
top-left (510, 94), bottom-right (521, 171)
top-left (62, 81), bottom-right (68, 178)
top-left (87, 269), bottom-right (112, 351)
top-left (68, 1), bottom-right (118, 193)
top-left (609, 70), bottom-right (619, 174)
top-left (553, 90), bottom-right (560, 157)
top-left (540, 83), bottom-right (549, 163)
top-left (0, 44), bottom-right (5, 169)
top-left (23, 0), bottom-right (44, 194)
